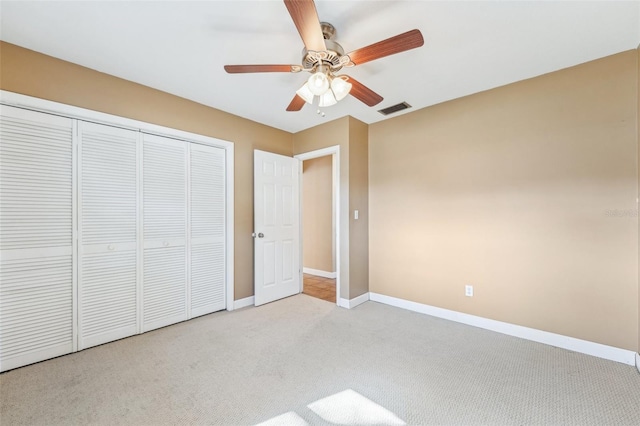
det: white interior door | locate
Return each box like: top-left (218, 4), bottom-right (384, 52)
top-left (254, 150), bottom-right (300, 306)
top-left (77, 121), bottom-right (139, 349)
top-left (0, 105), bottom-right (75, 372)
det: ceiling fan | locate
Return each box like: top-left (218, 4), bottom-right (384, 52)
top-left (224, 0), bottom-right (424, 112)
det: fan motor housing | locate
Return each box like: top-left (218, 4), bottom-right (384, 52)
top-left (301, 22), bottom-right (345, 71)
top-left (302, 39), bottom-right (344, 71)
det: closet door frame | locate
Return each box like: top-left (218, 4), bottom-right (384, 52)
top-left (0, 90), bottom-right (235, 315)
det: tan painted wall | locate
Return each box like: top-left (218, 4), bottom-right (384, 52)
top-left (293, 116), bottom-right (370, 299)
top-left (294, 117), bottom-right (350, 299)
top-left (370, 50), bottom-right (639, 351)
top-left (293, 116), bottom-right (371, 300)
top-left (0, 41), bottom-right (293, 301)
top-left (348, 117), bottom-right (369, 298)
top-left (302, 156), bottom-right (334, 273)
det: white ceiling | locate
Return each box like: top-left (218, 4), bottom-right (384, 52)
top-left (1, 1), bottom-right (639, 133)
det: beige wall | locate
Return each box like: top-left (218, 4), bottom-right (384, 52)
top-left (302, 156), bottom-right (334, 272)
top-left (348, 117), bottom-right (369, 298)
top-left (370, 50), bottom-right (639, 351)
top-left (637, 45), bottom-right (640, 354)
top-left (0, 41), bottom-right (293, 301)
top-left (294, 117), bottom-right (350, 299)
top-left (293, 116), bottom-right (370, 300)
top-left (2, 41), bottom-right (637, 349)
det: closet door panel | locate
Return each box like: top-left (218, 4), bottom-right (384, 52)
top-left (0, 105), bottom-right (74, 372)
top-left (78, 122), bottom-right (138, 349)
top-left (142, 134), bottom-right (187, 331)
top-left (143, 135), bottom-right (187, 247)
top-left (191, 243), bottom-right (225, 316)
top-left (190, 144), bottom-right (226, 317)
top-left (143, 246), bottom-right (186, 330)
top-left (79, 251), bottom-right (137, 347)
top-left (0, 255), bottom-right (73, 371)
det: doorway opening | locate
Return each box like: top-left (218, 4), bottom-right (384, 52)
top-left (295, 146), bottom-right (340, 305)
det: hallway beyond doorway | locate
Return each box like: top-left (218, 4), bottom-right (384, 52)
top-left (302, 273), bottom-right (336, 303)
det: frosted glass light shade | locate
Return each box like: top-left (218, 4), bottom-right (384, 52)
top-left (307, 71), bottom-right (330, 96)
top-left (296, 83), bottom-right (315, 104)
top-left (331, 77), bottom-right (352, 101)
top-left (319, 90), bottom-right (337, 107)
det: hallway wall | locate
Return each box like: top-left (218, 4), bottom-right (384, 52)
top-left (302, 156), bottom-right (334, 274)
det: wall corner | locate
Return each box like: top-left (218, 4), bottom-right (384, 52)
top-left (347, 117), bottom-right (370, 299)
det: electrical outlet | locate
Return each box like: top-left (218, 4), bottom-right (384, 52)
top-left (465, 285), bottom-right (474, 297)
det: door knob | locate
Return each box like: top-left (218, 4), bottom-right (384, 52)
top-left (257, 233), bottom-right (264, 238)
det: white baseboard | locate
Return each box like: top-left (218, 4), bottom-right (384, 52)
top-left (234, 296), bottom-right (255, 310)
top-left (369, 292), bottom-right (637, 366)
top-left (636, 353), bottom-right (640, 373)
top-left (303, 268), bottom-right (337, 279)
top-left (338, 292), bottom-right (370, 309)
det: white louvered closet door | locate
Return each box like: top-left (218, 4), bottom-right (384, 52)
top-left (78, 122), bottom-right (139, 349)
top-left (142, 134), bottom-right (187, 332)
top-left (0, 105), bottom-right (75, 372)
top-left (190, 143), bottom-right (226, 318)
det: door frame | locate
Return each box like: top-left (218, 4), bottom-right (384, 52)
top-left (294, 145), bottom-right (340, 305)
top-left (0, 90), bottom-right (236, 312)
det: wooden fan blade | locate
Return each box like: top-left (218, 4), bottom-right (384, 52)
top-left (224, 65), bottom-right (298, 73)
top-left (345, 29), bottom-right (424, 66)
top-left (345, 76), bottom-right (383, 106)
top-left (284, 0), bottom-right (326, 52)
top-left (286, 94), bottom-right (306, 111)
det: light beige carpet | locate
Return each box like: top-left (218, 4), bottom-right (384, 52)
top-left (1, 294), bottom-right (639, 425)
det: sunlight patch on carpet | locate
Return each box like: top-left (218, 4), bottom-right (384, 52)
top-left (255, 389), bottom-right (405, 425)
top-left (255, 411), bottom-right (309, 426)
top-left (307, 389), bottom-right (405, 425)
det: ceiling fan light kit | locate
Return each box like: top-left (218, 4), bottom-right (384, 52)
top-left (331, 76), bottom-right (352, 101)
top-left (319, 90), bottom-right (337, 107)
top-left (295, 82), bottom-right (315, 104)
top-left (296, 66), bottom-right (353, 108)
top-left (307, 64), bottom-right (331, 95)
top-left (224, 0), bottom-right (425, 113)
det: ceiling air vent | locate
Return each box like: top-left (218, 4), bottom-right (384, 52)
top-left (378, 102), bottom-right (412, 116)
